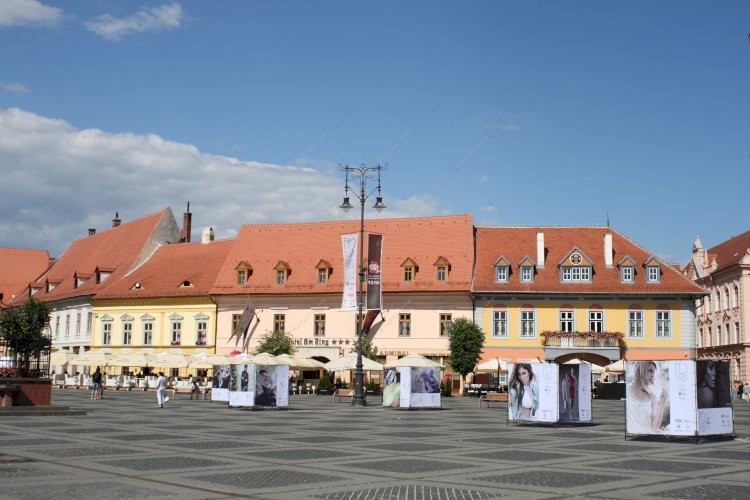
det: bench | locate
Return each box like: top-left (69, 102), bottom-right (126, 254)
top-left (332, 388), bottom-right (354, 403)
top-left (479, 392), bottom-right (507, 408)
top-left (172, 384), bottom-right (209, 399)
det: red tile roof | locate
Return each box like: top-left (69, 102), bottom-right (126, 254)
top-left (11, 209), bottom-right (179, 304)
top-left (0, 248), bottom-right (52, 305)
top-left (473, 226), bottom-right (703, 295)
top-left (212, 214), bottom-right (474, 295)
top-left (95, 239), bottom-right (234, 299)
top-left (705, 229), bottom-right (750, 273)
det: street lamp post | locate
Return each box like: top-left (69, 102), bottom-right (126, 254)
top-left (340, 163), bottom-right (385, 407)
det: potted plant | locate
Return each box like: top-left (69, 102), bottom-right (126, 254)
top-left (317, 376), bottom-right (332, 395)
top-left (365, 379), bottom-right (379, 395)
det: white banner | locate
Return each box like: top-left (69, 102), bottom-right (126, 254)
top-left (341, 234), bottom-right (358, 311)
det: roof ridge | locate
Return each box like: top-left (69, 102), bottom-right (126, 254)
top-left (238, 213), bottom-right (472, 229)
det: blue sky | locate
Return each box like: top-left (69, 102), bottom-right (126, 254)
top-left (1, 1), bottom-right (748, 264)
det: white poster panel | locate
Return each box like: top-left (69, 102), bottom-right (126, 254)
top-left (399, 367), bottom-right (411, 408)
top-left (382, 367), bottom-right (401, 407)
top-left (559, 364), bottom-right (592, 422)
top-left (341, 234), bottom-right (358, 311)
top-left (626, 360), bottom-right (697, 436)
top-left (274, 365), bottom-right (289, 408)
top-left (228, 364), bottom-right (255, 407)
top-left (666, 360), bottom-right (697, 435)
top-left (255, 365), bottom-right (288, 407)
top-left (211, 364), bottom-right (231, 402)
top-left (508, 362), bottom-right (558, 423)
top-left (409, 367), bottom-right (441, 408)
top-left (578, 364), bottom-right (592, 422)
top-left (697, 360), bottom-right (733, 436)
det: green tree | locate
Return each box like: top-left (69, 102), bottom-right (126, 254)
top-left (353, 335), bottom-right (379, 360)
top-left (447, 317), bottom-right (484, 387)
top-left (255, 330), bottom-right (296, 356)
top-left (0, 298), bottom-right (52, 377)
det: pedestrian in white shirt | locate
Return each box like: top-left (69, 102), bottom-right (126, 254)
top-left (155, 372), bottom-right (169, 408)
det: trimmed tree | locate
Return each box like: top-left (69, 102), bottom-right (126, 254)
top-left (0, 298), bottom-right (52, 377)
top-left (353, 335), bottom-right (379, 360)
top-left (254, 330), bottom-right (296, 356)
top-left (447, 317), bottom-right (484, 389)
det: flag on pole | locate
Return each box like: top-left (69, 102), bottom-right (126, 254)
top-left (230, 303), bottom-right (255, 343)
top-left (366, 233), bottom-right (383, 310)
top-left (341, 233), bottom-right (358, 310)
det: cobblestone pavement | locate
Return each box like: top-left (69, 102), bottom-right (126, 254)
top-left (1, 389), bottom-right (749, 499)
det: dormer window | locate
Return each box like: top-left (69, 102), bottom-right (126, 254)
top-left (235, 261), bottom-right (253, 285)
top-left (401, 258), bottom-right (418, 282)
top-left (274, 261), bottom-right (291, 285)
top-left (618, 256), bottom-right (636, 283)
top-left (434, 257), bottom-right (451, 282)
top-left (559, 248), bottom-right (592, 283)
top-left (644, 256), bottom-right (661, 283)
top-left (518, 256), bottom-right (536, 283)
top-left (494, 256), bottom-right (510, 283)
top-left (74, 271), bottom-right (91, 289)
top-left (95, 266), bottom-right (114, 284)
top-left (315, 260), bottom-right (333, 284)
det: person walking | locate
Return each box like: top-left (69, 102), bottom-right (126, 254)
top-left (91, 367), bottom-right (102, 400)
top-left (155, 372), bottom-right (169, 408)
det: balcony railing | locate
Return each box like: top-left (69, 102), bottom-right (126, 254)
top-left (540, 331), bottom-right (624, 348)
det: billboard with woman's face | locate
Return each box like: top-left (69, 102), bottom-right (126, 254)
top-left (696, 360), bottom-right (733, 436)
top-left (507, 362), bottom-right (558, 423)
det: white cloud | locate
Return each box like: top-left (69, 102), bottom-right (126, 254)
top-left (1, 82), bottom-right (31, 93)
top-left (0, 0), bottom-right (61, 27)
top-left (0, 108), bottom-right (430, 257)
top-left (84, 2), bottom-right (184, 41)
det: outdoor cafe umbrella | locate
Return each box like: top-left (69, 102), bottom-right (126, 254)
top-left (564, 358), bottom-right (604, 374)
top-left (475, 358), bottom-right (508, 373)
top-left (50, 350), bottom-right (78, 366)
top-left (603, 359), bottom-right (624, 374)
top-left (71, 351), bottom-right (110, 368)
top-left (250, 352), bottom-right (288, 366)
top-left (324, 352), bottom-right (384, 372)
top-left (108, 353), bottom-right (150, 368)
top-left (276, 353), bottom-right (325, 369)
top-left (226, 352), bottom-right (253, 365)
top-left (385, 353), bottom-right (441, 368)
top-left (187, 354), bottom-right (234, 369)
top-left (147, 352), bottom-right (190, 368)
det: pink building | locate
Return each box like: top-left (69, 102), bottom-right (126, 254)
top-left (685, 230), bottom-right (750, 385)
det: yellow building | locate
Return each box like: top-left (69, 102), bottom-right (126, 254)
top-left (473, 227), bottom-right (705, 370)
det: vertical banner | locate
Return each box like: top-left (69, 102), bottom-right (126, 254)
top-left (508, 362), bottom-right (558, 423)
top-left (696, 360), bottom-right (733, 436)
top-left (399, 367), bottom-right (411, 408)
top-left (211, 364), bottom-right (231, 402)
top-left (341, 234), bottom-right (358, 311)
top-left (366, 233), bottom-right (383, 310)
top-left (228, 364), bottom-right (255, 407)
top-left (558, 364), bottom-right (592, 422)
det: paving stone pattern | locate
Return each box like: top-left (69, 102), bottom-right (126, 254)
top-left (0, 390), bottom-right (748, 499)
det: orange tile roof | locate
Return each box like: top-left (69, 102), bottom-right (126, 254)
top-left (473, 226), bottom-right (704, 295)
top-left (11, 209), bottom-right (178, 304)
top-left (0, 248), bottom-right (52, 305)
top-left (705, 229), bottom-right (750, 273)
top-left (96, 239), bottom-right (234, 299)
top-left (212, 214), bottom-right (474, 295)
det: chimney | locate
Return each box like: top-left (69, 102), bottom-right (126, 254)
top-left (180, 202), bottom-right (192, 243)
top-left (112, 211), bottom-right (121, 228)
top-left (201, 226), bottom-right (215, 244)
top-left (536, 232), bottom-right (545, 269)
top-left (88, 228), bottom-right (96, 236)
top-left (604, 233), bottom-right (613, 268)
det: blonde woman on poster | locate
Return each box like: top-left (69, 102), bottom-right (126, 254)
top-left (509, 363), bottom-right (539, 421)
top-left (627, 361), bottom-right (669, 434)
top-left (382, 368), bottom-right (400, 407)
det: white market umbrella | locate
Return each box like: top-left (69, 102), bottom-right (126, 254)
top-left (109, 353), bottom-right (150, 367)
top-left (386, 354), bottom-right (441, 368)
top-left (475, 358), bottom-right (508, 373)
top-left (147, 352), bottom-right (190, 368)
top-left (188, 354), bottom-right (234, 369)
top-left (324, 352), bottom-right (384, 372)
top-left (226, 353), bottom-right (253, 365)
top-left (50, 350), bottom-right (78, 366)
top-left (564, 358), bottom-right (604, 374)
top-left (250, 352), bottom-right (288, 366)
top-left (72, 351), bottom-right (110, 368)
top-left (604, 359), bottom-right (625, 374)
top-left (276, 353), bottom-right (325, 369)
